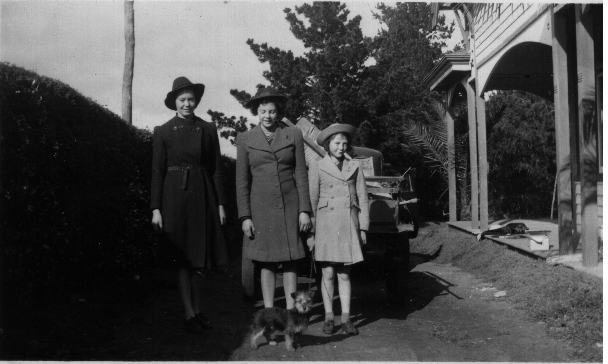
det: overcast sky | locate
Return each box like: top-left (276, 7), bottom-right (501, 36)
top-left (1, 1), bottom-right (457, 157)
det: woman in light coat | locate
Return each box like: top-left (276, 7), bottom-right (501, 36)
top-left (236, 87), bottom-right (312, 310)
top-left (308, 123), bottom-right (369, 336)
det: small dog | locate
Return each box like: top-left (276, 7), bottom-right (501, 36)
top-left (249, 290), bottom-right (314, 352)
top-left (477, 222), bottom-right (529, 241)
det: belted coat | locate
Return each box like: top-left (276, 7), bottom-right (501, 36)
top-left (150, 115), bottom-right (227, 268)
top-left (308, 154), bottom-right (369, 264)
top-left (236, 124), bottom-right (312, 262)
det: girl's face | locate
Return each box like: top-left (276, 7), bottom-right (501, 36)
top-left (175, 89), bottom-right (197, 118)
top-left (257, 101), bottom-right (278, 129)
top-left (328, 133), bottom-right (349, 160)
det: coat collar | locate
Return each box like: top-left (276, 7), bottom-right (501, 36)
top-left (249, 123), bottom-right (292, 153)
top-left (318, 154), bottom-right (359, 181)
top-left (248, 124), bottom-right (273, 152)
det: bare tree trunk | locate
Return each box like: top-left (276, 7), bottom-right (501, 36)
top-left (122, 0), bottom-right (134, 125)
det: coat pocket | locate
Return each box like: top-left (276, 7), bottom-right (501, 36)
top-left (317, 198), bottom-right (329, 210)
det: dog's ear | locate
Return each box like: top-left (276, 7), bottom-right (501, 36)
top-left (290, 292), bottom-right (297, 299)
top-left (306, 290), bottom-right (315, 300)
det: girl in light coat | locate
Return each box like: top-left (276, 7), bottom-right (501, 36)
top-left (308, 123), bottom-right (369, 336)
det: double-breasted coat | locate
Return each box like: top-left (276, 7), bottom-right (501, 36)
top-left (151, 115), bottom-right (227, 268)
top-left (308, 154), bottom-right (369, 264)
top-left (236, 124), bottom-right (311, 262)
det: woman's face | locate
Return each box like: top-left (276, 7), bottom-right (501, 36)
top-left (257, 101), bottom-right (278, 129)
top-left (328, 133), bottom-right (349, 160)
top-left (175, 89), bottom-right (197, 117)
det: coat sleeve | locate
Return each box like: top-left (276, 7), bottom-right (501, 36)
top-left (356, 168), bottom-right (369, 231)
top-left (150, 126), bottom-right (166, 210)
top-left (235, 132), bottom-right (252, 220)
top-left (209, 122), bottom-right (227, 206)
top-left (308, 160), bottom-right (320, 231)
top-left (293, 128), bottom-right (312, 214)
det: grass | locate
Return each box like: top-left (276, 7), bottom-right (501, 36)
top-left (411, 222), bottom-right (603, 362)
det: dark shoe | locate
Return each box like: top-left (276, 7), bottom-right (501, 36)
top-left (195, 313), bottom-right (213, 329)
top-left (322, 319), bottom-right (335, 335)
top-left (184, 317), bottom-right (203, 334)
top-left (341, 320), bottom-right (358, 335)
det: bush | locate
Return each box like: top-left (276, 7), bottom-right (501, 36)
top-left (0, 63), bottom-right (157, 295)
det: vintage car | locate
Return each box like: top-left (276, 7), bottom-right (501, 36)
top-left (241, 118), bottom-right (419, 303)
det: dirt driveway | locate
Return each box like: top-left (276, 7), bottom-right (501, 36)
top-left (229, 256), bottom-right (572, 361)
top-left (56, 235), bottom-right (576, 361)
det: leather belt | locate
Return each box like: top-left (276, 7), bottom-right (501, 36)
top-left (168, 164), bottom-right (205, 190)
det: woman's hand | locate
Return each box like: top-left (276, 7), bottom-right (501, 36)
top-left (151, 209), bottom-right (163, 233)
top-left (299, 212), bottom-right (312, 233)
top-left (218, 205), bottom-right (226, 226)
top-left (242, 219), bottom-right (255, 239)
top-left (360, 230), bottom-right (367, 245)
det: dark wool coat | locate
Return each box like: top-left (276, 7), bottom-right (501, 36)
top-left (151, 115), bottom-right (227, 268)
top-left (236, 124), bottom-right (312, 262)
top-left (308, 155), bottom-right (369, 264)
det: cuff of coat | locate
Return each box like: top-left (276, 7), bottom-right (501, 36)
top-left (239, 216), bottom-right (252, 223)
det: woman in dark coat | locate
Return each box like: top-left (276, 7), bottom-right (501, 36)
top-left (151, 77), bottom-right (227, 334)
top-left (236, 87), bottom-right (312, 309)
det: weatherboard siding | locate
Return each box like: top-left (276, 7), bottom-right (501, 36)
top-left (472, 3), bottom-right (549, 64)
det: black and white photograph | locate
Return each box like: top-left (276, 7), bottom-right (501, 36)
top-left (0, 1), bottom-right (603, 361)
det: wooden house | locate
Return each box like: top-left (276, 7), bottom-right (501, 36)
top-left (423, 4), bottom-right (602, 266)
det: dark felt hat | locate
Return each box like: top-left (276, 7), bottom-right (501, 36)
top-left (316, 123), bottom-right (357, 145)
top-left (244, 87), bottom-right (288, 109)
top-left (164, 77), bottom-right (205, 110)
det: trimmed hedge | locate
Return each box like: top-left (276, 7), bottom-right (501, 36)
top-left (0, 63), bottom-right (239, 290)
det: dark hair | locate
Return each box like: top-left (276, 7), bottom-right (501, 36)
top-left (250, 97), bottom-right (286, 116)
top-left (322, 132), bottom-right (351, 153)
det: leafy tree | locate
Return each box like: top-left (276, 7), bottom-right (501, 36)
top-left (360, 3), bottom-right (454, 163)
top-left (485, 91), bottom-right (556, 218)
top-left (209, 2), bottom-right (372, 137)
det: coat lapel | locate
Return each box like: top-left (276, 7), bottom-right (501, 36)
top-left (247, 124), bottom-right (273, 153)
top-left (341, 159), bottom-right (360, 181)
top-left (318, 155), bottom-right (345, 181)
top-left (270, 125), bottom-right (292, 152)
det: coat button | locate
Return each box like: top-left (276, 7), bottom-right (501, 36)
top-left (331, 196), bottom-right (334, 199)
top-left (330, 184), bottom-right (333, 187)
top-left (330, 207), bottom-right (334, 210)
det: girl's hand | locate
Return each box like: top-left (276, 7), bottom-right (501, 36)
top-left (299, 212), bottom-right (312, 232)
top-left (306, 232), bottom-right (315, 251)
top-left (360, 230), bottom-right (367, 245)
top-left (242, 219), bottom-right (255, 239)
top-left (218, 205), bottom-right (226, 226)
top-left (151, 209), bottom-right (163, 233)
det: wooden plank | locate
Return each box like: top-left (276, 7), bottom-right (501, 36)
top-left (575, 4), bottom-right (598, 267)
top-left (476, 94), bottom-right (489, 232)
top-left (446, 106), bottom-right (457, 222)
top-left (462, 79), bottom-right (479, 230)
top-left (552, 7), bottom-right (575, 254)
top-left (281, 117), bottom-right (325, 166)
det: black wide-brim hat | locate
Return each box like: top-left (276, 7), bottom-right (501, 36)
top-left (244, 87), bottom-right (288, 109)
top-left (316, 123), bottom-right (357, 145)
top-left (164, 76), bottom-right (205, 110)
